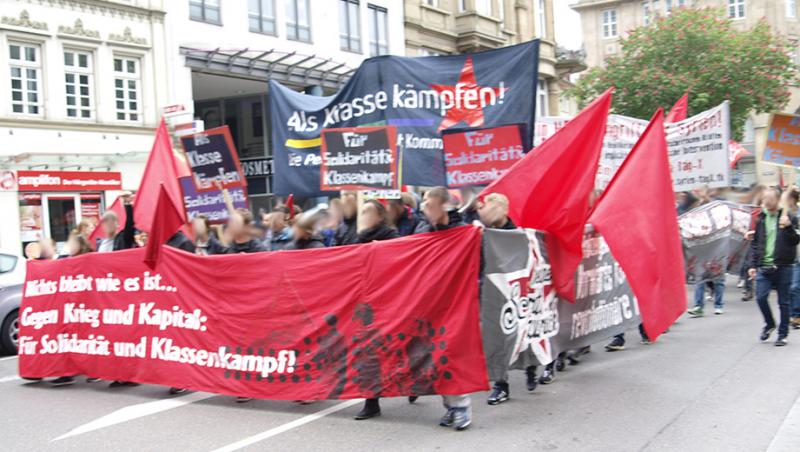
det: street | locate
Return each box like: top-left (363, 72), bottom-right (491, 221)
top-left (2, 281), bottom-right (799, 452)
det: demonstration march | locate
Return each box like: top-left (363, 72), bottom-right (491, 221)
top-left (3, 2), bottom-right (800, 450)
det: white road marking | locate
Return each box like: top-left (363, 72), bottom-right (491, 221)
top-left (0, 374), bottom-right (20, 383)
top-left (52, 391), bottom-right (217, 441)
top-left (767, 393), bottom-right (800, 452)
top-left (210, 399), bottom-right (363, 452)
top-left (0, 355), bottom-right (18, 362)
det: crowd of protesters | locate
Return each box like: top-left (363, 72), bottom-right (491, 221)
top-left (21, 181), bottom-right (800, 431)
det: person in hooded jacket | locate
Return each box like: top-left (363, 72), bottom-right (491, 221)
top-left (333, 191), bottom-right (359, 246)
top-left (285, 213), bottom-right (326, 250)
top-left (352, 200), bottom-right (400, 421)
top-left (166, 230), bottom-right (196, 254)
top-left (387, 195), bottom-right (420, 237)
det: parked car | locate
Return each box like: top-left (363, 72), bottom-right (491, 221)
top-left (0, 251), bottom-right (25, 354)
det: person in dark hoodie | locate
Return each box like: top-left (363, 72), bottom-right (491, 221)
top-left (333, 191), bottom-right (359, 246)
top-left (285, 213), bottom-right (326, 250)
top-left (352, 200), bottom-right (400, 421)
top-left (191, 215), bottom-right (227, 256)
top-left (386, 196), bottom-right (420, 237)
top-left (166, 230), bottom-right (196, 254)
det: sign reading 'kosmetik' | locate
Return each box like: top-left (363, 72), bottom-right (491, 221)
top-left (320, 126), bottom-right (398, 191)
top-left (442, 124), bottom-right (525, 188)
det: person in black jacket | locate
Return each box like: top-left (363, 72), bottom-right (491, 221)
top-left (191, 215), bottom-right (227, 256)
top-left (353, 200), bottom-right (400, 421)
top-left (333, 191), bottom-right (359, 246)
top-left (225, 209), bottom-right (267, 254)
top-left (386, 197), bottom-right (420, 237)
top-left (97, 192), bottom-right (135, 252)
top-left (285, 214), bottom-right (326, 250)
top-left (166, 230), bottom-right (196, 254)
top-left (748, 187), bottom-right (800, 346)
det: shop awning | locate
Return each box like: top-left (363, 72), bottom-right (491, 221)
top-left (180, 47), bottom-right (356, 90)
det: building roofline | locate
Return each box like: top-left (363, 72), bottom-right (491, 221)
top-left (571, 0), bottom-right (625, 12)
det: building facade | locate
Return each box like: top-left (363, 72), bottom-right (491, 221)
top-left (572, 0), bottom-right (800, 186)
top-left (404, 0), bottom-right (585, 118)
top-left (0, 0), bottom-right (169, 252)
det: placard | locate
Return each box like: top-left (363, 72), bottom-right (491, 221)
top-left (319, 126), bottom-right (398, 191)
top-left (442, 124), bottom-right (525, 188)
top-left (181, 126), bottom-right (247, 193)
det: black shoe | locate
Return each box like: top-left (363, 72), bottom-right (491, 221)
top-left (760, 327), bottom-right (776, 341)
top-left (109, 381), bottom-right (139, 388)
top-left (605, 336), bottom-right (625, 351)
top-left (776, 336), bottom-right (788, 347)
top-left (354, 399), bottom-right (381, 420)
top-left (408, 396), bottom-right (418, 403)
top-left (539, 367), bottom-right (556, 385)
top-left (86, 377), bottom-right (100, 383)
top-left (51, 377), bottom-right (75, 387)
top-left (525, 366), bottom-right (538, 392)
top-left (487, 385), bottom-right (509, 405)
top-left (169, 387), bottom-right (187, 395)
top-left (555, 356), bottom-right (566, 372)
top-left (236, 397), bottom-right (253, 403)
top-left (742, 291), bottom-right (753, 301)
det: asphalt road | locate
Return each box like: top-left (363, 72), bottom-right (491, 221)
top-left (2, 280), bottom-right (799, 452)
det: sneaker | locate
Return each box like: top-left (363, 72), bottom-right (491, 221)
top-left (760, 327), bottom-right (776, 342)
top-left (236, 397), bottom-right (253, 403)
top-left (742, 291), bottom-right (753, 302)
top-left (791, 318), bottom-right (800, 330)
top-left (687, 306), bottom-right (704, 317)
top-left (776, 337), bottom-right (788, 347)
top-left (555, 356), bottom-right (566, 372)
top-left (439, 408), bottom-right (455, 427)
top-left (714, 308), bottom-right (724, 315)
top-left (108, 381), bottom-right (139, 388)
top-left (539, 367), bottom-right (556, 385)
top-left (487, 385), bottom-right (509, 405)
top-left (452, 407), bottom-right (471, 431)
top-left (525, 366), bottom-right (538, 392)
top-left (86, 377), bottom-right (100, 383)
top-left (408, 396), bottom-right (418, 404)
top-left (640, 337), bottom-right (652, 345)
top-left (169, 387), bottom-right (187, 395)
top-left (605, 336), bottom-right (625, 351)
top-left (737, 280), bottom-right (745, 288)
top-left (51, 377), bottom-right (75, 387)
top-left (354, 399), bottom-right (381, 420)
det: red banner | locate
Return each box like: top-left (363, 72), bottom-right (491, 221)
top-left (18, 226), bottom-right (488, 399)
top-left (442, 124), bottom-right (524, 188)
top-left (16, 170), bottom-right (122, 192)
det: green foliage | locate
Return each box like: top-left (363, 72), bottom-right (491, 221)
top-left (568, 8), bottom-right (797, 139)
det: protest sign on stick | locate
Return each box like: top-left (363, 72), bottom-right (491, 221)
top-left (181, 126), bottom-right (247, 193)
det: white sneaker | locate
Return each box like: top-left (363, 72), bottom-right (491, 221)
top-left (714, 308), bottom-right (724, 315)
top-left (737, 280), bottom-right (745, 288)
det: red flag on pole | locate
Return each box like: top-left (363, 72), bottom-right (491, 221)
top-left (286, 194), bottom-right (295, 219)
top-left (134, 119), bottom-right (187, 233)
top-left (87, 197), bottom-right (126, 249)
top-left (665, 92), bottom-right (689, 123)
top-left (481, 88), bottom-right (613, 300)
top-left (588, 110), bottom-right (686, 342)
top-left (729, 140), bottom-right (750, 169)
top-left (144, 183), bottom-right (185, 268)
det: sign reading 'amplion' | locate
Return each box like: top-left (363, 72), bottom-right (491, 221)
top-left (319, 126), bottom-right (398, 191)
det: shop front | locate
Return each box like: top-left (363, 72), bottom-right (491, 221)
top-left (2, 170), bottom-right (122, 255)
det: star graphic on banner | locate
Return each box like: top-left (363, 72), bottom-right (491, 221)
top-left (430, 56), bottom-right (508, 132)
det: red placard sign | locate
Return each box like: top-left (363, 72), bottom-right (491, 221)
top-left (16, 171), bottom-right (122, 192)
top-left (442, 124), bottom-right (525, 188)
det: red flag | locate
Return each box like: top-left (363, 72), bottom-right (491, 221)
top-left (135, 119), bottom-right (187, 233)
top-left (286, 194), bottom-right (295, 219)
top-left (144, 184), bottom-right (185, 268)
top-left (729, 140), bottom-right (750, 169)
top-left (87, 197), bottom-right (126, 249)
top-left (481, 89), bottom-right (613, 300)
top-left (665, 92), bottom-right (689, 123)
top-left (588, 110), bottom-right (686, 342)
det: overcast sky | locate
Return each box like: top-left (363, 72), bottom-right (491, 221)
top-left (554, 0), bottom-right (583, 50)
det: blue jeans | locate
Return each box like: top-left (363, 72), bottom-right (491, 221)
top-left (791, 263), bottom-right (800, 318)
top-left (694, 277), bottom-right (725, 309)
top-left (756, 266), bottom-right (793, 338)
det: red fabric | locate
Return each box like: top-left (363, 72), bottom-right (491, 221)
top-left (18, 226), bottom-right (488, 399)
top-left (87, 197), bottom-right (126, 249)
top-left (589, 110), bottom-right (686, 342)
top-left (665, 92), bottom-right (689, 123)
top-left (286, 194), bottom-right (295, 219)
top-left (144, 184), bottom-right (186, 268)
top-left (729, 140), bottom-right (750, 169)
top-left (481, 89), bottom-right (613, 301)
top-left (135, 119), bottom-right (187, 233)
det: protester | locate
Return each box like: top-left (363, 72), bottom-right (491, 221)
top-left (748, 187), bottom-right (799, 346)
top-left (97, 192), bottom-right (135, 252)
top-left (73, 218), bottom-right (95, 239)
top-left (740, 184), bottom-right (766, 301)
top-left (285, 214), bottom-right (326, 250)
top-left (37, 238), bottom-right (57, 260)
top-left (387, 197), bottom-right (420, 236)
top-left (320, 198), bottom-right (343, 246)
top-left (192, 215), bottom-right (227, 255)
top-left (781, 188), bottom-right (800, 330)
top-left (459, 186), bottom-right (480, 225)
top-left (686, 192), bottom-right (726, 316)
top-left (166, 230), bottom-right (196, 254)
top-left (333, 191), bottom-right (359, 246)
top-left (268, 206), bottom-right (293, 251)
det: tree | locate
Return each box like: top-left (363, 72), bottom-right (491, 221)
top-left (568, 8), bottom-right (797, 139)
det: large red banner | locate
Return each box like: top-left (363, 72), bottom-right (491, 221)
top-left (18, 226), bottom-right (488, 399)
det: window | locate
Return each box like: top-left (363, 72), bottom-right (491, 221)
top-left (475, 0), bottom-right (491, 15)
top-left (537, 80), bottom-right (549, 117)
top-left (418, 48), bottom-right (447, 56)
top-left (425, 0), bottom-right (438, 7)
top-left (536, 0), bottom-right (546, 37)
top-left (368, 5), bottom-right (388, 56)
top-left (249, 0), bottom-right (275, 34)
top-left (113, 56), bottom-right (141, 122)
top-left (340, 0), bottom-right (361, 52)
top-left (602, 9), bottom-right (617, 38)
top-left (643, 1), bottom-right (650, 25)
top-left (286, 0), bottom-right (311, 42)
top-left (189, 0), bottom-right (221, 24)
top-left (0, 254), bottom-right (17, 274)
top-left (788, 0), bottom-right (797, 19)
top-left (64, 50), bottom-right (93, 119)
top-left (9, 43), bottom-right (41, 115)
top-left (459, 0), bottom-right (466, 12)
top-left (728, 0), bottom-right (745, 19)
